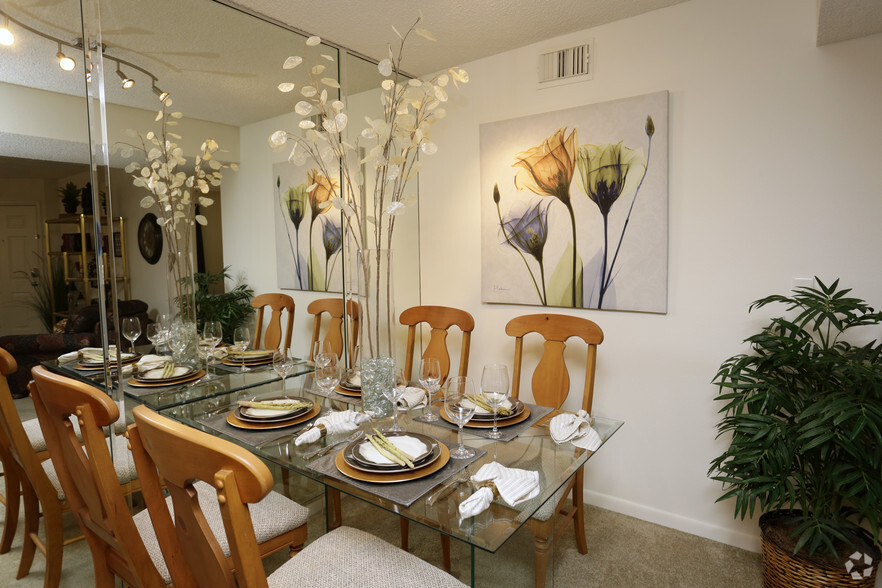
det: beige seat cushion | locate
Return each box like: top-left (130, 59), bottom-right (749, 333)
top-left (134, 480), bottom-right (309, 585)
top-left (41, 433), bottom-right (138, 501)
top-left (268, 526), bottom-right (466, 588)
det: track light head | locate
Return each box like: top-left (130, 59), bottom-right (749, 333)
top-left (152, 82), bottom-right (169, 102)
top-left (56, 43), bottom-right (75, 71)
top-left (0, 17), bottom-right (13, 46)
top-left (116, 65), bottom-right (133, 89)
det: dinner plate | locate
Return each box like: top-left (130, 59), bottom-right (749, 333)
top-left (343, 432), bottom-right (440, 474)
top-left (335, 385), bottom-right (361, 397)
top-left (441, 405), bottom-right (532, 428)
top-left (221, 356), bottom-right (274, 367)
top-left (75, 353), bottom-right (141, 370)
top-left (235, 396), bottom-right (313, 422)
top-left (127, 370), bottom-right (206, 388)
top-left (133, 365), bottom-right (197, 383)
top-left (334, 442), bottom-right (450, 484)
top-left (466, 398), bottom-right (525, 421)
top-left (226, 403), bottom-right (320, 430)
top-left (226, 349), bottom-right (274, 361)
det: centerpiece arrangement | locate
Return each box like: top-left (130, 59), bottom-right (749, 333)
top-left (269, 16), bottom-right (468, 415)
top-left (119, 99), bottom-right (237, 362)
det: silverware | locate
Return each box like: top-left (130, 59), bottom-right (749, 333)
top-left (256, 422), bottom-right (317, 450)
top-left (305, 430), bottom-right (364, 460)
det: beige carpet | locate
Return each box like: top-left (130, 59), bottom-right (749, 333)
top-left (1, 395), bottom-right (762, 586)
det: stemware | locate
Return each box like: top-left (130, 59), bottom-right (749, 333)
top-left (444, 376), bottom-right (477, 459)
top-left (168, 322), bottom-right (189, 364)
top-left (202, 321), bottom-right (223, 378)
top-left (197, 339), bottom-right (213, 375)
top-left (480, 363), bottom-right (510, 439)
top-left (382, 369), bottom-right (407, 432)
top-left (273, 350), bottom-right (296, 391)
top-left (315, 361), bottom-right (341, 395)
top-left (312, 340), bottom-right (333, 367)
top-left (232, 326), bottom-right (251, 373)
top-left (145, 323), bottom-right (164, 354)
top-left (418, 358), bottom-right (442, 422)
top-left (121, 317), bottom-right (141, 354)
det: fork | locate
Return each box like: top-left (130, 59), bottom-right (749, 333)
top-left (304, 430), bottom-right (364, 460)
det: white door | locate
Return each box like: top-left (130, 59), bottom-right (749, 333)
top-left (0, 204), bottom-right (45, 335)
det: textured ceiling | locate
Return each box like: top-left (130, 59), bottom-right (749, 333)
top-left (817, 0), bottom-right (882, 45)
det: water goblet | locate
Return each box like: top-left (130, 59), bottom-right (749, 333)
top-left (168, 322), bottom-right (189, 364)
top-left (273, 350), bottom-right (295, 392)
top-left (418, 358), bottom-right (441, 422)
top-left (121, 317), bottom-right (141, 354)
top-left (382, 369), bottom-right (407, 432)
top-left (197, 340), bottom-right (213, 375)
top-left (202, 321), bottom-right (222, 378)
top-left (145, 323), bottom-right (164, 354)
top-left (444, 376), bottom-right (477, 459)
top-left (315, 362), bottom-right (341, 395)
top-left (232, 326), bottom-right (251, 372)
top-left (480, 363), bottom-right (510, 440)
top-left (312, 340), bottom-right (333, 367)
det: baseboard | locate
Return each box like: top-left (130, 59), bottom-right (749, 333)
top-left (583, 489), bottom-right (762, 554)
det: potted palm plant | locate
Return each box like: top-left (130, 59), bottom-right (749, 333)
top-left (57, 181), bottom-right (80, 214)
top-left (710, 278), bottom-right (881, 586)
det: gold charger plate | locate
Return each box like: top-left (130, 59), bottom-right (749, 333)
top-left (334, 442), bottom-right (450, 484)
top-left (441, 405), bottom-right (531, 429)
top-left (127, 369), bottom-right (206, 388)
top-left (221, 357), bottom-right (274, 367)
top-left (335, 385), bottom-right (361, 398)
top-left (226, 403), bottom-right (320, 430)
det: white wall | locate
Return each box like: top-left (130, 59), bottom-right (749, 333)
top-left (418, 0), bottom-right (882, 552)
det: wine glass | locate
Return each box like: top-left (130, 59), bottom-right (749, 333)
top-left (315, 361), bottom-right (341, 395)
top-left (121, 317), bottom-right (141, 354)
top-left (202, 321), bottom-right (222, 378)
top-left (273, 350), bottom-right (295, 391)
top-left (156, 313), bottom-right (172, 354)
top-left (197, 339), bottom-right (213, 375)
top-left (418, 358), bottom-right (441, 422)
top-left (312, 339), bottom-right (333, 367)
top-left (382, 369), bottom-right (407, 432)
top-left (145, 323), bottom-right (164, 354)
top-left (168, 321), bottom-right (189, 364)
top-left (232, 326), bottom-right (250, 372)
top-left (480, 363), bottom-right (510, 440)
top-left (444, 376), bottom-right (477, 459)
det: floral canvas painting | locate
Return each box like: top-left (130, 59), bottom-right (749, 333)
top-left (273, 162), bottom-right (343, 292)
top-left (481, 91), bottom-right (668, 313)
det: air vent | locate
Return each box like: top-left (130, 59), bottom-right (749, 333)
top-left (538, 42), bottom-right (593, 86)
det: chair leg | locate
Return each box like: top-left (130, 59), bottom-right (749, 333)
top-left (441, 534), bottom-right (452, 573)
top-left (327, 488), bottom-right (342, 530)
top-left (16, 480), bottom-right (40, 579)
top-left (0, 467), bottom-right (21, 553)
top-left (533, 534), bottom-right (552, 588)
top-left (42, 502), bottom-right (64, 588)
top-left (573, 468), bottom-right (587, 555)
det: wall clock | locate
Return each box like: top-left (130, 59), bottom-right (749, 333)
top-left (137, 213), bottom-right (163, 264)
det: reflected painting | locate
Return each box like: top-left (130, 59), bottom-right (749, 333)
top-left (274, 163), bottom-right (343, 292)
top-left (481, 91), bottom-right (668, 313)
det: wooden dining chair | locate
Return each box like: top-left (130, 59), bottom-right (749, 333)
top-left (128, 404), bottom-right (467, 588)
top-left (307, 297), bottom-right (359, 366)
top-left (398, 305), bottom-right (475, 568)
top-left (505, 313), bottom-right (604, 588)
top-left (251, 293), bottom-right (295, 352)
top-left (29, 366), bottom-right (311, 587)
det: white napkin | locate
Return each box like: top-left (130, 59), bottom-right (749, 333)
top-left (136, 355), bottom-right (173, 373)
top-left (461, 397), bottom-right (513, 415)
top-left (294, 410), bottom-right (371, 446)
top-left (210, 347), bottom-right (228, 360)
top-left (550, 410), bottom-right (602, 451)
top-left (357, 435), bottom-right (427, 465)
top-left (398, 387), bottom-right (427, 410)
top-left (459, 462), bottom-right (540, 519)
top-left (58, 351), bottom-right (80, 362)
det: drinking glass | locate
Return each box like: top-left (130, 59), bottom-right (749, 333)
top-left (121, 317), bottom-right (141, 354)
top-left (273, 350), bottom-right (295, 391)
top-left (312, 340), bottom-right (333, 367)
top-left (232, 326), bottom-right (251, 372)
top-left (382, 369), bottom-right (407, 432)
top-left (145, 323), bottom-right (164, 354)
top-left (197, 340), bottom-right (213, 375)
top-left (444, 376), bottom-right (477, 459)
top-left (156, 313), bottom-right (172, 354)
top-left (480, 363), bottom-right (510, 439)
top-left (418, 358), bottom-right (441, 422)
top-left (168, 321), bottom-right (189, 363)
top-left (315, 362), bottom-right (341, 395)
top-left (202, 321), bottom-right (223, 378)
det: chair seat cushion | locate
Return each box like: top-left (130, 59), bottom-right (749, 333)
top-left (41, 433), bottom-right (138, 501)
top-left (268, 526), bottom-right (466, 588)
top-left (23, 416), bottom-right (83, 454)
top-left (134, 480), bottom-right (309, 584)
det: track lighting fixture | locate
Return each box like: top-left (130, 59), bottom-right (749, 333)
top-left (152, 82), bottom-right (169, 102)
top-left (0, 16), bottom-right (13, 46)
top-left (56, 42), bottom-right (75, 71)
top-left (116, 64), bottom-right (134, 89)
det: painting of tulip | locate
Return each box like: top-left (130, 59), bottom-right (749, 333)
top-left (481, 91), bottom-right (668, 313)
top-left (273, 162), bottom-right (344, 292)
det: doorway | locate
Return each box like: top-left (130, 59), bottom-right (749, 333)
top-left (0, 203), bottom-right (45, 334)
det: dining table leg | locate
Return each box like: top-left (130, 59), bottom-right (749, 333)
top-left (326, 488), bottom-right (342, 530)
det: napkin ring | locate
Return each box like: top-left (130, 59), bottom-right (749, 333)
top-left (316, 423), bottom-right (327, 438)
top-left (475, 480), bottom-right (500, 499)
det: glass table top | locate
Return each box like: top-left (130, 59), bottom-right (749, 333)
top-left (158, 373), bottom-right (623, 554)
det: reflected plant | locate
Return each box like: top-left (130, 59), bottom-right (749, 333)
top-left (321, 215), bottom-right (343, 291)
top-left (511, 127), bottom-right (579, 307)
top-left (576, 117), bottom-right (653, 309)
top-left (279, 177), bottom-right (307, 288)
top-left (494, 186), bottom-right (551, 305)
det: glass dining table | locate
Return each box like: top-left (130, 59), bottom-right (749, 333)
top-left (158, 372), bottom-right (624, 587)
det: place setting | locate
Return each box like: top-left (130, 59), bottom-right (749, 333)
top-left (58, 346), bottom-right (141, 372)
top-left (198, 395), bottom-right (324, 446)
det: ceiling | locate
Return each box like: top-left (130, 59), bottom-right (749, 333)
top-left (0, 0), bottom-right (879, 175)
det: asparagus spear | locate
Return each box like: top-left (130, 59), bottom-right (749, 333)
top-left (467, 394), bottom-right (513, 416)
top-left (237, 400), bottom-right (312, 411)
top-left (162, 362), bottom-right (176, 379)
top-left (366, 434), bottom-right (409, 467)
top-left (370, 428), bottom-right (416, 468)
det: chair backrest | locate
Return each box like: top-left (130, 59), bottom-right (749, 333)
top-left (251, 293), bottom-right (295, 353)
top-left (505, 314), bottom-right (604, 412)
top-left (399, 306), bottom-right (475, 383)
top-left (129, 404), bottom-right (274, 588)
top-left (28, 366), bottom-right (189, 588)
top-left (307, 297), bottom-right (359, 366)
top-left (0, 349), bottom-right (24, 487)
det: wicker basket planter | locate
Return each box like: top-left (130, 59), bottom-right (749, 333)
top-left (760, 512), bottom-right (879, 588)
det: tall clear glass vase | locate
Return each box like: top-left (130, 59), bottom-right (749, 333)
top-left (167, 247), bottom-right (198, 366)
top-left (357, 249), bottom-right (395, 417)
